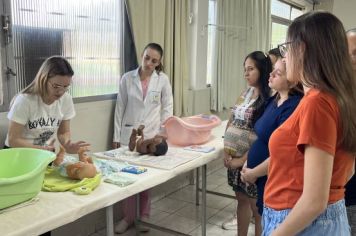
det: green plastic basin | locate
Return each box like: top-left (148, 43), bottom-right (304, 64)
top-left (0, 148), bottom-right (56, 209)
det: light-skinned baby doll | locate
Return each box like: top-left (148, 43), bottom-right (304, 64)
top-left (53, 146), bottom-right (97, 180)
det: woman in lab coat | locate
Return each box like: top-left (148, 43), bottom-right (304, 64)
top-left (113, 43), bottom-right (173, 233)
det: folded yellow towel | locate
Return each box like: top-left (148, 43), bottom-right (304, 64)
top-left (42, 167), bottom-right (101, 195)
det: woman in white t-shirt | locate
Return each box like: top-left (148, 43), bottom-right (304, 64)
top-left (4, 56), bottom-right (89, 154)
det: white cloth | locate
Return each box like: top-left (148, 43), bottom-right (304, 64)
top-left (113, 68), bottom-right (173, 145)
top-left (5, 93), bottom-right (75, 147)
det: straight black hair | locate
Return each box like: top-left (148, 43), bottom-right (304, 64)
top-left (244, 51), bottom-right (272, 126)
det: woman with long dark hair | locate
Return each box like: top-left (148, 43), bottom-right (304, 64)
top-left (223, 51), bottom-right (272, 235)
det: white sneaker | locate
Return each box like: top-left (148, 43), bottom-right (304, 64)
top-left (222, 215), bottom-right (237, 230)
top-left (115, 219), bottom-right (129, 234)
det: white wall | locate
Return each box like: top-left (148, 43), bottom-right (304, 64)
top-left (314, 0), bottom-right (334, 11)
top-left (332, 0), bottom-right (356, 30)
top-left (70, 100), bottom-right (116, 152)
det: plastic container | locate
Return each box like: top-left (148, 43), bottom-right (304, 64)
top-left (0, 148), bottom-right (56, 209)
top-left (162, 114), bottom-right (222, 146)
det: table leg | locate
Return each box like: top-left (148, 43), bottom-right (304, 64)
top-left (196, 167), bottom-right (200, 206)
top-left (135, 193), bottom-right (140, 236)
top-left (202, 164), bottom-right (207, 236)
top-left (106, 205), bottom-right (114, 236)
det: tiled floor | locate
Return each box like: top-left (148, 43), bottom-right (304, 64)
top-left (92, 166), bottom-right (255, 236)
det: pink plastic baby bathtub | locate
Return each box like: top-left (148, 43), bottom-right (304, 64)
top-left (162, 114), bottom-right (222, 146)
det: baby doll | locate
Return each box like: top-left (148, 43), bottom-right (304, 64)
top-left (53, 146), bottom-right (97, 180)
top-left (128, 125), bottom-right (168, 156)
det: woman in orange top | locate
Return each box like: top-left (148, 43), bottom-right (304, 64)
top-left (262, 11), bottom-right (356, 236)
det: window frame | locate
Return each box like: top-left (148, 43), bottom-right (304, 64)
top-left (0, 1), bottom-right (17, 112)
top-left (270, 0), bottom-right (304, 49)
top-left (206, 0), bottom-right (217, 86)
top-left (0, 0), bottom-right (122, 112)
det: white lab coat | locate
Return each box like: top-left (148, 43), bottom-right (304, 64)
top-left (113, 68), bottom-right (173, 145)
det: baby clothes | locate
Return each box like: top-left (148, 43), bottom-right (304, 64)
top-left (104, 173), bottom-right (137, 187)
top-left (94, 158), bottom-right (126, 177)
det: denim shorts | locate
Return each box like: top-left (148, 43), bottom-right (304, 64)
top-left (262, 199), bottom-right (350, 236)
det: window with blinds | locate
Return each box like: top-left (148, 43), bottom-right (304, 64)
top-left (10, 0), bottom-right (121, 98)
